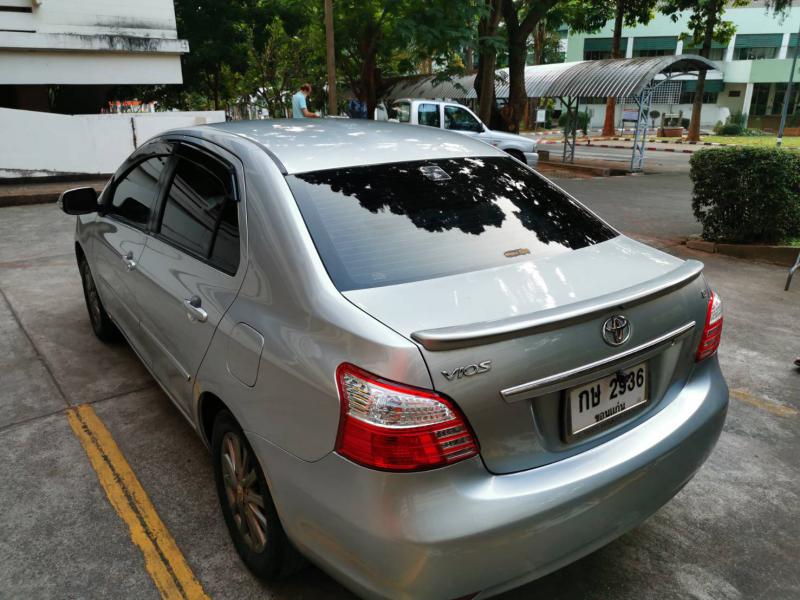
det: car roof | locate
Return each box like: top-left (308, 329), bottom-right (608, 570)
top-left (393, 98), bottom-right (461, 105)
top-left (177, 119), bottom-right (503, 175)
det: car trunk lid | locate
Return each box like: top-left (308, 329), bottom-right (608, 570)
top-left (343, 236), bottom-right (710, 474)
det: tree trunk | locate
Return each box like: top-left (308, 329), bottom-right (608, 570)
top-left (502, 1), bottom-right (553, 133)
top-left (475, 0), bottom-right (503, 125)
top-left (324, 0), bottom-right (337, 116)
top-left (212, 69), bottom-right (221, 111)
top-left (506, 36), bottom-right (527, 133)
top-left (687, 5), bottom-right (717, 142)
top-left (601, 1), bottom-right (625, 137)
top-left (361, 52), bottom-right (378, 120)
top-left (465, 47), bottom-right (474, 72)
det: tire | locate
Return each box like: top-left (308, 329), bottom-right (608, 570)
top-left (506, 149), bottom-right (525, 163)
top-left (78, 256), bottom-right (120, 343)
top-left (212, 410), bottom-right (304, 580)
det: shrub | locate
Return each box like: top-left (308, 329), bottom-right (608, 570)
top-left (713, 120), bottom-right (724, 134)
top-left (719, 123), bottom-right (743, 135)
top-left (558, 110), bottom-right (590, 135)
top-left (681, 117), bottom-right (690, 129)
top-left (690, 147), bottom-right (800, 244)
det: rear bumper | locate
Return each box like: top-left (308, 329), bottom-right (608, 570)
top-left (524, 151), bottom-right (539, 166)
top-left (249, 358), bottom-right (727, 600)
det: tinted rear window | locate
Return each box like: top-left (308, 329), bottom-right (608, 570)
top-left (288, 157), bottom-right (616, 291)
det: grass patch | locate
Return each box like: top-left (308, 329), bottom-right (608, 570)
top-left (701, 135), bottom-right (800, 148)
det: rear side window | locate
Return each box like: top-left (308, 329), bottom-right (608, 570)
top-left (392, 102), bottom-right (410, 123)
top-left (158, 146), bottom-right (240, 274)
top-left (109, 156), bottom-right (169, 227)
top-left (288, 157), bottom-right (616, 291)
top-left (418, 103), bottom-right (440, 128)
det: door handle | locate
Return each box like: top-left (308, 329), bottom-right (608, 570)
top-left (122, 251), bottom-right (137, 271)
top-left (183, 296), bottom-right (208, 323)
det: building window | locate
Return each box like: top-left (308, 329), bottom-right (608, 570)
top-left (734, 46), bottom-right (777, 60)
top-left (772, 83), bottom-right (799, 115)
top-left (733, 34), bottom-right (782, 61)
top-left (750, 83), bottom-right (771, 115)
top-left (679, 91), bottom-right (719, 104)
top-left (584, 50), bottom-right (612, 60)
top-left (632, 37), bottom-right (678, 57)
top-left (582, 38), bottom-right (627, 61)
top-left (633, 48), bottom-right (672, 57)
top-left (684, 46), bottom-right (727, 61)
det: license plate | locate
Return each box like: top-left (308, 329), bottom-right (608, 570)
top-left (567, 363), bottom-right (648, 436)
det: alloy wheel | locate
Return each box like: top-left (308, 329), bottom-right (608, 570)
top-left (220, 431), bottom-right (268, 553)
top-left (81, 262), bottom-right (103, 328)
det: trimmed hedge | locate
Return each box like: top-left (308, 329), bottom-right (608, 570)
top-left (690, 147), bottom-right (800, 244)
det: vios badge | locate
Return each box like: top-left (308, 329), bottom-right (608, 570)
top-left (442, 360), bottom-right (492, 381)
top-left (602, 315), bottom-right (631, 347)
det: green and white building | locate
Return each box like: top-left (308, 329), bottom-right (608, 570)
top-left (564, 2), bottom-right (800, 129)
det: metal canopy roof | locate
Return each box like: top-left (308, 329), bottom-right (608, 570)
top-left (540, 55), bottom-right (719, 98)
top-left (385, 55), bottom-right (719, 101)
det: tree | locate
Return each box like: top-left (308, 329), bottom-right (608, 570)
top-left (333, 1), bottom-right (483, 119)
top-left (597, 0), bottom-right (657, 137)
top-left (475, 0), bottom-right (504, 124)
top-left (501, 0), bottom-right (560, 132)
top-left (247, 18), bottom-right (318, 117)
top-left (661, 0), bottom-right (790, 141)
top-left (500, 0), bottom-right (608, 132)
top-left (175, 0), bottom-right (251, 110)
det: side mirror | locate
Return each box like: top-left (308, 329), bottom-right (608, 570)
top-left (58, 187), bottom-right (98, 215)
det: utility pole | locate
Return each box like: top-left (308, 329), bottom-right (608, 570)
top-left (777, 22), bottom-right (800, 147)
top-left (324, 0), bottom-right (337, 116)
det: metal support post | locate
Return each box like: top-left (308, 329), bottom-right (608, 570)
top-left (561, 97), bottom-right (579, 164)
top-left (630, 88), bottom-right (653, 172)
top-left (786, 250), bottom-right (800, 290)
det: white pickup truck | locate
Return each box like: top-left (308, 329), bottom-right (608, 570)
top-left (388, 98), bottom-right (538, 167)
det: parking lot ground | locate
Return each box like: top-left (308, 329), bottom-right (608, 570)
top-left (1, 200), bottom-right (798, 600)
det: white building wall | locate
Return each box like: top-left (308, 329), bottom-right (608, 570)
top-left (0, 0), bottom-right (188, 85)
top-left (0, 0), bottom-right (179, 38)
top-left (0, 108), bottom-right (225, 178)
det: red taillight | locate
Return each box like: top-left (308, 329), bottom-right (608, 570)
top-left (696, 291), bottom-right (723, 362)
top-left (335, 363), bottom-right (479, 471)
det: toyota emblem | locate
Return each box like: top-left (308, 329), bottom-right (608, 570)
top-left (602, 315), bottom-right (631, 347)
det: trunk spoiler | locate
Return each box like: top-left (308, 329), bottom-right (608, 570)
top-left (411, 259), bottom-right (704, 351)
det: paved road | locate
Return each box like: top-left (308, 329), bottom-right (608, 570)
top-left (1, 196), bottom-right (798, 599)
top-left (541, 142), bottom-right (693, 173)
top-left (557, 172), bottom-right (700, 242)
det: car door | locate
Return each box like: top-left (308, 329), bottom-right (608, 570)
top-left (92, 153), bottom-right (171, 353)
top-left (134, 141), bottom-right (245, 416)
top-left (443, 104), bottom-right (486, 139)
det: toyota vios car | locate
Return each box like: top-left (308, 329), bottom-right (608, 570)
top-left (60, 120), bottom-right (728, 600)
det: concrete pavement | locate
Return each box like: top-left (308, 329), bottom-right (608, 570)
top-left (557, 172), bottom-right (699, 242)
top-left (0, 198), bottom-right (798, 599)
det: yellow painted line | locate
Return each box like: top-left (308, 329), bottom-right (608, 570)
top-left (730, 388), bottom-right (798, 417)
top-left (67, 404), bottom-right (210, 600)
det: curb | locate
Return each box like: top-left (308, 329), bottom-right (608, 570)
top-left (0, 180), bottom-right (106, 209)
top-left (686, 239), bottom-right (800, 267)
top-left (536, 139), bottom-right (697, 153)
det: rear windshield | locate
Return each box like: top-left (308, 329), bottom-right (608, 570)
top-left (288, 157), bottom-right (616, 291)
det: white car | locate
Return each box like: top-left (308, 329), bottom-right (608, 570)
top-left (390, 98), bottom-right (538, 166)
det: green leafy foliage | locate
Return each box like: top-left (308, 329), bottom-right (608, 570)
top-left (690, 147), bottom-right (800, 244)
top-left (558, 110), bottom-right (590, 135)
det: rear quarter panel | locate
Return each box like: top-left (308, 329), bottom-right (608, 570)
top-left (195, 147), bottom-right (430, 462)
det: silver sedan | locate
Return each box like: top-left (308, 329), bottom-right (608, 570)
top-left (59, 119), bottom-right (728, 600)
